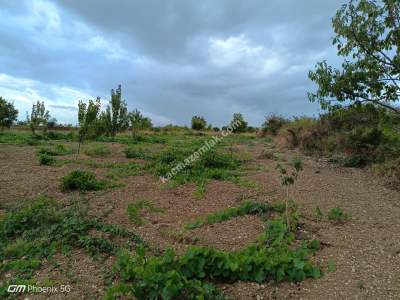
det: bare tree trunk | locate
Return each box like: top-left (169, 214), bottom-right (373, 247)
top-left (286, 186), bottom-right (290, 231)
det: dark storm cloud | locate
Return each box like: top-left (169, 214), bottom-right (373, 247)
top-left (0, 0), bottom-right (347, 125)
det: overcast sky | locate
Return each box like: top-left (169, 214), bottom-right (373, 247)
top-left (0, 0), bottom-right (346, 126)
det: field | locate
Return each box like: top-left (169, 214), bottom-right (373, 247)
top-left (1, 130), bottom-right (399, 299)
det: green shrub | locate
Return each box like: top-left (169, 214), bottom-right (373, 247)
top-left (60, 170), bottom-right (106, 191)
top-left (191, 116), bottom-right (207, 130)
top-left (146, 147), bottom-right (242, 190)
top-left (38, 144), bottom-right (74, 156)
top-left (328, 207), bottom-right (351, 222)
top-left (84, 144), bottom-right (111, 157)
top-left (105, 162), bottom-right (140, 179)
top-left (185, 201), bottom-right (284, 229)
top-left (262, 114), bottom-right (289, 136)
top-left (126, 199), bottom-right (164, 226)
top-left (124, 147), bottom-right (152, 160)
top-left (107, 218), bottom-right (320, 299)
top-left (0, 196), bottom-right (145, 284)
top-left (38, 153), bottom-right (55, 166)
top-left (45, 131), bottom-right (73, 141)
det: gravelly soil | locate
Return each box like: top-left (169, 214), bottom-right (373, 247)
top-left (0, 140), bottom-right (399, 300)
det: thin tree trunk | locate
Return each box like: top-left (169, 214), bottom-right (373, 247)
top-left (286, 186), bottom-right (290, 231)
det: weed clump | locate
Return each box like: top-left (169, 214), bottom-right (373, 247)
top-left (0, 196), bottom-right (144, 296)
top-left (83, 144), bottom-right (111, 157)
top-left (146, 146), bottom-right (242, 190)
top-left (38, 144), bottom-right (74, 156)
top-left (61, 170), bottom-right (106, 191)
top-left (185, 201), bottom-right (285, 229)
top-left (107, 218), bottom-right (320, 299)
top-left (38, 153), bottom-right (55, 166)
top-left (124, 147), bottom-right (152, 160)
top-left (126, 199), bottom-right (164, 226)
top-left (328, 207), bottom-right (351, 222)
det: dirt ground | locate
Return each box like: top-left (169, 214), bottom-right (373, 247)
top-left (0, 139), bottom-right (399, 300)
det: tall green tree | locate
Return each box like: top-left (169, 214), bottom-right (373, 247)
top-left (0, 97), bottom-right (18, 131)
top-left (77, 97), bottom-right (101, 154)
top-left (104, 85), bottom-right (129, 141)
top-left (129, 109), bottom-right (144, 139)
top-left (308, 0), bottom-right (400, 115)
top-left (27, 101), bottom-right (50, 134)
top-left (230, 113), bottom-right (248, 133)
top-left (191, 116), bottom-right (207, 130)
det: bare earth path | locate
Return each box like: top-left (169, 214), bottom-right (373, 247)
top-left (0, 141), bottom-right (399, 299)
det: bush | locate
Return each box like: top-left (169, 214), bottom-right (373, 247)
top-left (38, 153), bottom-right (55, 166)
top-left (124, 147), bottom-right (152, 160)
top-left (61, 170), bottom-right (106, 191)
top-left (84, 144), bottom-right (111, 157)
top-left (38, 144), bottom-right (74, 156)
top-left (45, 131), bottom-right (73, 141)
top-left (107, 218), bottom-right (320, 299)
top-left (0, 196), bottom-right (145, 284)
top-left (328, 207), bottom-right (351, 222)
top-left (262, 115), bottom-right (289, 136)
top-left (191, 116), bottom-right (207, 130)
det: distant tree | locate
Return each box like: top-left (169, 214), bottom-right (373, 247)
top-left (230, 113), bottom-right (247, 133)
top-left (77, 97), bottom-right (101, 154)
top-left (213, 126), bottom-right (220, 132)
top-left (191, 116), bottom-right (207, 130)
top-left (261, 114), bottom-right (289, 136)
top-left (0, 97), bottom-right (18, 131)
top-left (47, 118), bottom-right (58, 129)
top-left (27, 101), bottom-right (50, 134)
top-left (308, 0), bottom-right (400, 116)
top-left (129, 109), bottom-right (150, 139)
top-left (141, 117), bottom-right (153, 130)
top-left (104, 85), bottom-right (129, 142)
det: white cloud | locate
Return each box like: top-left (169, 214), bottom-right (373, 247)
top-left (0, 73), bottom-right (94, 124)
top-left (208, 34), bottom-right (283, 78)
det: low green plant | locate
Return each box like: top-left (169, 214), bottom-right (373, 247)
top-left (60, 170), bottom-right (107, 191)
top-left (185, 201), bottom-right (285, 230)
top-left (127, 199), bottom-right (164, 225)
top-left (276, 157), bottom-right (303, 230)
top-left (0, 196), bottom-right (145, 298)
top-left (38, 144), bottom-right (74, 156)
top-left (327, 260), bottom-right (336, 272)
top-left (107, 218), bottom-right (320, 299)
top-left (315, 206), bottom-right (323, 220)
top-left (83, 144), bottom-right (112, 157)
top-left (328, 207), bottom-right (351, 222)
top-left (124, 147), bottom-right (152, 160)
top-left (104, 162), bottom-right (140, 180)
top-left (38, 153), bottom-right (55, 166)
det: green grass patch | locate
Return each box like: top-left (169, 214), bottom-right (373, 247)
top-left (0, 196), bottom-right (145, 298)
top-left (83, 144), bottom-right (112, 157)
top-left (104, 162), bottom-right (141, 180)
top-left (37, 144), bottom-right (75, 156)
top-left (60, 170), bottom-right (107, 191)
top-left (106, 218), bottom-right (320, 299)
top-left (124, 147), bottom-right (153, 160)
top-left (38, 153), bottom-right (56, 166)
top-left (328, 207), bottom-right (351, 222)
top-left (127, 199), bottom-right (164, 226)
top-left (185, 201), bottom-right (285, 230)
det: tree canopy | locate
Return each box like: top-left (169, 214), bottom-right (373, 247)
top-left (308, 0), bottom-right (400, 115)
top-left (0, 97), bottom-right (18, 130)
